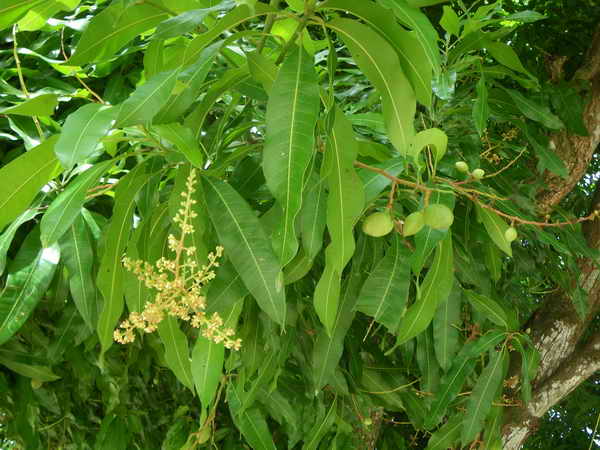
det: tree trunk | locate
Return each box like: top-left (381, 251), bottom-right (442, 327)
top-left (501, 23), bottom-right (600, 449)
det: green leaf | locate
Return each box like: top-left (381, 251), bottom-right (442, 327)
top-left (550, 82), bottom-right (588, 136)
top-left (409, 128), bottom-right (448, 163)
top-left (477, 205), bottom-right (512, 257)
top-left (151, 123), bottom-right (204, 167)
top-left (59, 214), bottom-right (100, 331)
top-left (263, 45), bottom-right (320, 265)
top-left (96, 161), bottom-right (159, 356)
top-left (0, 203), bottom-right (40, 274)
top-left (68, 1), bottom-right (170, 65)
top-left (153, 42), bottom-right (220, 124)
top-left (485, 42), bottom-right (530, 76)
top-left (322, 0), bottom-right (434, 107)
top-left (502, 87), bottom-right (564, 130)
top-left (0, 94), bottom-right (58, 117)
top-left (393, 233), bottom-right (454, 347)
top-left (461, 349), bottom-right (507, 443)
top-left (433, 286), bottom-right (461, 371)
top-left (115, 68), bottom-right (181, 127)
top-left (0, 227), bottom-right (60, 345)
top-left (17, 0), bottom-right (80, 32)
top-left (464, 290), bottom-right (510, 329)
top-left (0, 357), bottom-right (60, 382)
top-left (379, 0), bottom-right (441, 76)
top-left (192, 300), bottom-right (242, 410)
top-left (302, 396), bottom-right (337, 450)
top-left (206, 261), bottom-right (249, 315)
top-left (440, 5), bottom-right (460, 36)
top-left (227, 383), bottom-right (277, 450)
top-left (0, 0), bottom-right (46, 31)
top-left (247, 51), bottom-right (278, 93)
top-left (425, 414), bottom-right (462, 450)
top-left (521, 122), bottom-right (568, 178)
top-left (201, 176), bottom-right (286, 326)
top-left (299, 173), bottom-right (328, 261)
top-left (313, 235), bottom-right (367, 390)
top-left (512, 334), bottom-right (539, 403)
top-left (54, 104), bottom-right (116, 170)
top-left (41, 160), bottom-right (113, 246)
top-left (153, 3), bottom-right (233, 41)
top-left (425, 355), bottom-right (477, 430)
top-left (314, 109), bottom-right (364, 333)
top-left (355, 234), bottom-right (411, 332)
top-left (0, 135), bottom-right (61, 232)
top-left (158, 316), bottom-right (194, 391)
top-left (473, 76), bottom-right (489, 136)
top-left (329, 19), bottom-right (416, 154)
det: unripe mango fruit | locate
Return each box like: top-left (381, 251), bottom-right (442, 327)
top-left (423, 204), bottom-right (454, 230)
top-left (455, 161), bottom-right (469, 173)
top-left (472, 168), bottom-right (485, 180)
top-left (362, 211), bottom-right (394, 237)
top-left (403, 211), bottom-right (425, 236)
top-left (505, 226), bottom-right (518, 242)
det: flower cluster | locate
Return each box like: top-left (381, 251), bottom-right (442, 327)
top-left (114, 169), bottom-right (241, 351)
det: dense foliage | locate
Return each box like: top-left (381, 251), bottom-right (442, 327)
top-left (0, 0), bottom-right (598, 449)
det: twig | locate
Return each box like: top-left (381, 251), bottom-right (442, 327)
top-left (485, 147), bottom-right (527, 179)
top-left (12, 25), bottom-right (44, 141)
top-left (256, 0), bottom-right (280, 53)
top-left (60, 27), bottom-right (105, 104)
top-left (275, 16), bottom-right (308, 65)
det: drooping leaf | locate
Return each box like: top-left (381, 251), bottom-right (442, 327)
top-left (393, 233), bottom-right (454, 347)
top-left (464, 290), bottom-right (510, 329)
top-left (59, 214), bottom-right (100, 331)
top-left (433, 285), bottom-right (462, 372)
top-left (0, 135), bottom-right (61, 231)
top-left (192, 300), bottom-right (242, 410)
top-left (299, 173), bottom-right (328, 261)
top-left (0, 94), bottom-right (58, 117)
top-left (302, 396), bottom-right (338, 450)
top-left (206, 260), bottom-right (249, 315)
top-left (461, 348), bottom-right (507, 443)
top-left (473, 75), bottom-right (489, 136)
top-left (227, 382), bottom-right (277, 450)
top-left (378, 0), bottom-right (441, 76)
top-left (96, 161), bottom-right (160, 356)
top-left (263, 45), bottom-right (320, 266)
top-left (313, 235), bottom-right (367, 391)
top-left (322, 0), bottom-right (434, 106)
top-left (425, 414), bottom-right (462, 450)
top-left (503, 87), bottom-right (564, 130)
top-left (157, 316), bottom-right (195, 392)
top-left (54, 104), bottom-right (116, 170)
top-left (201, 176), bottom-right (286, 326)
top-left (0, 227), bottom-right (60, 345)
top-left (440, 5), bottom-right (460, 36)
top-left (329, 18), bottom-right (416, 154)
top-left (41, 160), bottom-right (113, 247)
top-left (477, 205), bottom-right (513, 257)
top-left (355, 234), bottom-right (411, 332)
top-left (17, 0), bottom-right (80, 31)
top-left (0, 356), bottom-right (60, 382)
top-left (314, 109), bottom-right (364, 333)
top-left (0, 202), bottom-right (40, 274)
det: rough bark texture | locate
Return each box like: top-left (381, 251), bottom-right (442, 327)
top-left (502, 23), bottom-right (600, 449)
top-left (537, 24), bottom-right (600, 214)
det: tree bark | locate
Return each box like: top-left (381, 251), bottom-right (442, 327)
top-left (501, 23), bottom-right (600, 448)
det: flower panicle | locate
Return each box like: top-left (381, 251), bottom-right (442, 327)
top-left (113, 169), bottom-right (241, 351)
